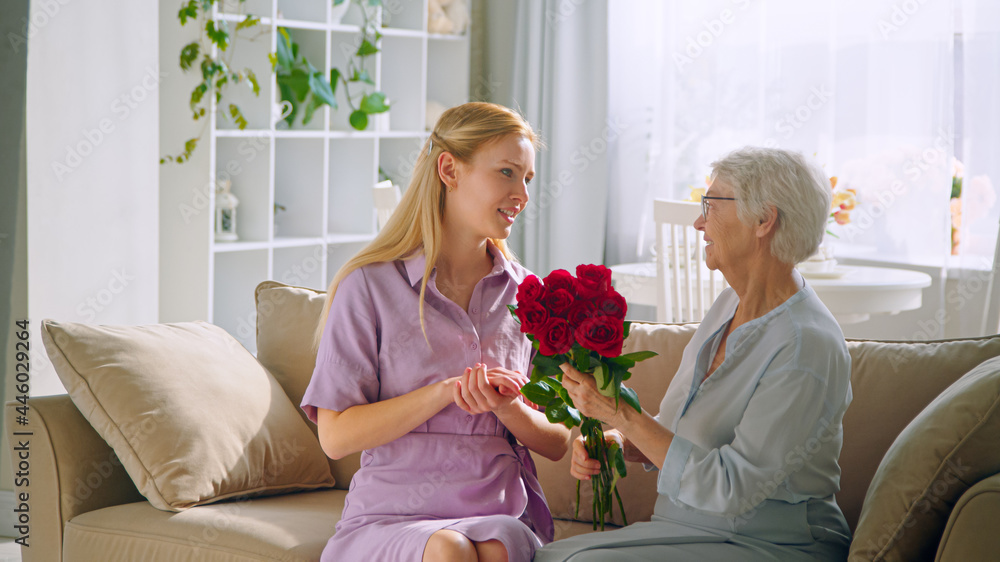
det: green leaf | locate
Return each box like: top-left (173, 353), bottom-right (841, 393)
top-left (246, 69), bottom-right (260, 96)
top-left (302, 93), bottom-right (325, 125)
top-left (229, 104), bottom-right (248, 129)
top-left (236, 14), bottom-right (259, 30)
top-left (545, 403), bottom-right (569, 424)
top-left (557, 385), bottom-right (574, 408)
top-left (618, 350), bottom-right (658, 363)
top-left (330, 67), bottom-right (342, 89)
top-left (190, 82), bottom-right (208, 109)
top-left (285, 68), bottom-right (311, 100)
top-left (333, 0), bottom-right (346, 4)
top-left (356, 38), bottom-right (379, 57)
top-left (205, 20), bottom-right (230, 51)
top-left (275, 28), bottom-right (293, 69)
top-left (179, 42), bottom-right (200, 71)
top-left (564, 406), bottom-right (581, 427)
top-left (308, 71), bottom-right (336, 107)
top-left (178, 1), bottom-right (198, 25)
top-left (360, 91), bottom-right (389, 114)
top-left (531, 354), bottom-right (564, 377)
top-left (268, 52), bottom-right (278, 71)
top-left (620, 385), bottom-right (641, 413)
top-left (623, 320), bottom-right (631, 339)
top-left (521, 380), bottom-right (556, 406)
top-left (184, 138), bottom-right (198, 154)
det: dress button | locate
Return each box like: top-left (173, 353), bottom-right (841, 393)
top-left (472, 308), bottom-right (478, 314)
top-left (466, 415), bottom-right (473, 422)
top-left (471, 343), bottom-right (478, 350)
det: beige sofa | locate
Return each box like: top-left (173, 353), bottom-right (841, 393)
top-left (9, 281), bottom-right (1000, 561)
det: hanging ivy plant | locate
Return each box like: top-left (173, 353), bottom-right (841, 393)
top-left (271, 0), bottom-right (390, 130)
top-left (163, 0), bottom-right (392, 165)
top-left (162, 0), bottom-right (263, 164)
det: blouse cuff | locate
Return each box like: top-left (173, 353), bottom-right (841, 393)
top-left (656, 434), bottom-right (694, 498)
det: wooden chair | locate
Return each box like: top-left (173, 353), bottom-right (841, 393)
top-left (373, 180), bottom-right (401, 231)
top-left (654, 199), bottom-right (728, 323)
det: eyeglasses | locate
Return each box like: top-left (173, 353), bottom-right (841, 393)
top-left (701, 195), bottom-right (737, 220)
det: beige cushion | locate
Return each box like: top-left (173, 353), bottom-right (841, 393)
top-left (254, 281), bottom-right (362, 488)
top-left (63, 489), bottom-right (346, 562)
top-left (533, 322), bottom-right (698, 527)
top-left (41, 319), bottom-right (335, 512)
top-left (839, 334), bottom-right (1000, 531)
top-left (848, 355), bottom-right (1000, 561)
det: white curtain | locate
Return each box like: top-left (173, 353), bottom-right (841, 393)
top-left (957, 0), bottom-right (1000, 333)
top-left (473, 0), bottom-right (611, 275)
top-left (606, 0), bottom-right (997, 268)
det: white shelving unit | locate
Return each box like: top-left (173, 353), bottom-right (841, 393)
top-left (159, 0), bottom-right (470, 353)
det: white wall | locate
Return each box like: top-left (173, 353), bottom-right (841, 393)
top-left (24, 0), bottom-right (160, 396)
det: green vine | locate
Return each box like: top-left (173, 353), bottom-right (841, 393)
top-left (162, 0), bottom-right (263, 164)
top-left (271, 0), bottom-right (390, 130)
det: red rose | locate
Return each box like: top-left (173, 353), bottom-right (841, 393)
top-left (565, 300), bottom-right (598, 329)
top-left (575, 264), bottom-right (612, 299)
top-left (594, 289), bottom-right (627, 319)
top-left (517, 275), bottom-right (544, 305)
top-left (543, 269), bottom-right (578, 296)
top-left (537, 317), bottom-right (574, 356)
top-left (542, 288), bottom-right (575, 317)
top-left (515, 300), bottom-right (549, 336)
top-left (574, 316), bottom-right (624, 358)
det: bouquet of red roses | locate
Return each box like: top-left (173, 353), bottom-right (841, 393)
top-left (508, 264), bottom-right (656, 530)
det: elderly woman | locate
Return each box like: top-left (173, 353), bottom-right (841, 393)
top-left (535, 147), bottom-right (853, 561)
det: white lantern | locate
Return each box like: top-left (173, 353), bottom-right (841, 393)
top-left (215, 179), bottom-right (239, 242)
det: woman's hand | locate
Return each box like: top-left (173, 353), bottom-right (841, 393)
top-left (453, 363), bottom-right (528, 416)
top-left (569, 430), bottom-right (624, 481)
top-left (560, 363), bottom-right (626, 426)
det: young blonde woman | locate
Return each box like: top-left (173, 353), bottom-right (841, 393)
top-left (301, 102), bottom-right (571, 562)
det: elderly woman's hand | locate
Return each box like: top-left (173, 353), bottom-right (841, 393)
top-left (560, 363), bottom-right (627, 427)
top-left (569, 430), bottom-right (625, 481)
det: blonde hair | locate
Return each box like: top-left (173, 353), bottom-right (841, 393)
top-left (315, 102), bottom-right (540, 345)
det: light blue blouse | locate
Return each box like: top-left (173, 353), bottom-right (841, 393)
top-left (653, 272), bottom-right (853, 547)
top-left (535, 274), bottom-right (853, 561)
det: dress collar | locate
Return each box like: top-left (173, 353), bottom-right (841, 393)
top-left (402, 240), bottom-right (514, 287)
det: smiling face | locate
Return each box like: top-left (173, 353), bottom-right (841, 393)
top-left (693, 177), bottom-right (755, 272)
top-left (442, 134), bottom-right (535, 243)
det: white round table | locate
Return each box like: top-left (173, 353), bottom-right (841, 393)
top-left (610, 263), bottom-right (933, 325)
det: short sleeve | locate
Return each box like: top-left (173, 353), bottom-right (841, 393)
top-left (301, 268), bottom-right (380, 423)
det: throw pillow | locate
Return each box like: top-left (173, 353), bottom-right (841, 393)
top-left (839, 334), bottom-right (1000, 530)
top-left (254, 280), bottom-right (362, 487)
top-left (42, 319), bottom-right (336, 512)
top-left (849, 355), bottom-right (1000, 561)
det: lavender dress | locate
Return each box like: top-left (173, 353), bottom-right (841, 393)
top-left (301, 244), bottom-right (553, 562)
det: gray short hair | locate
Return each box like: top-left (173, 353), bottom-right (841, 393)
top-left (710, 147), bottom-right (831, 264)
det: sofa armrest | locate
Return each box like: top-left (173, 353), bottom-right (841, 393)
top-left (935, 471), bottom-right (1000, 561)
top-left (5, 395), bottom-right (144, 562)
